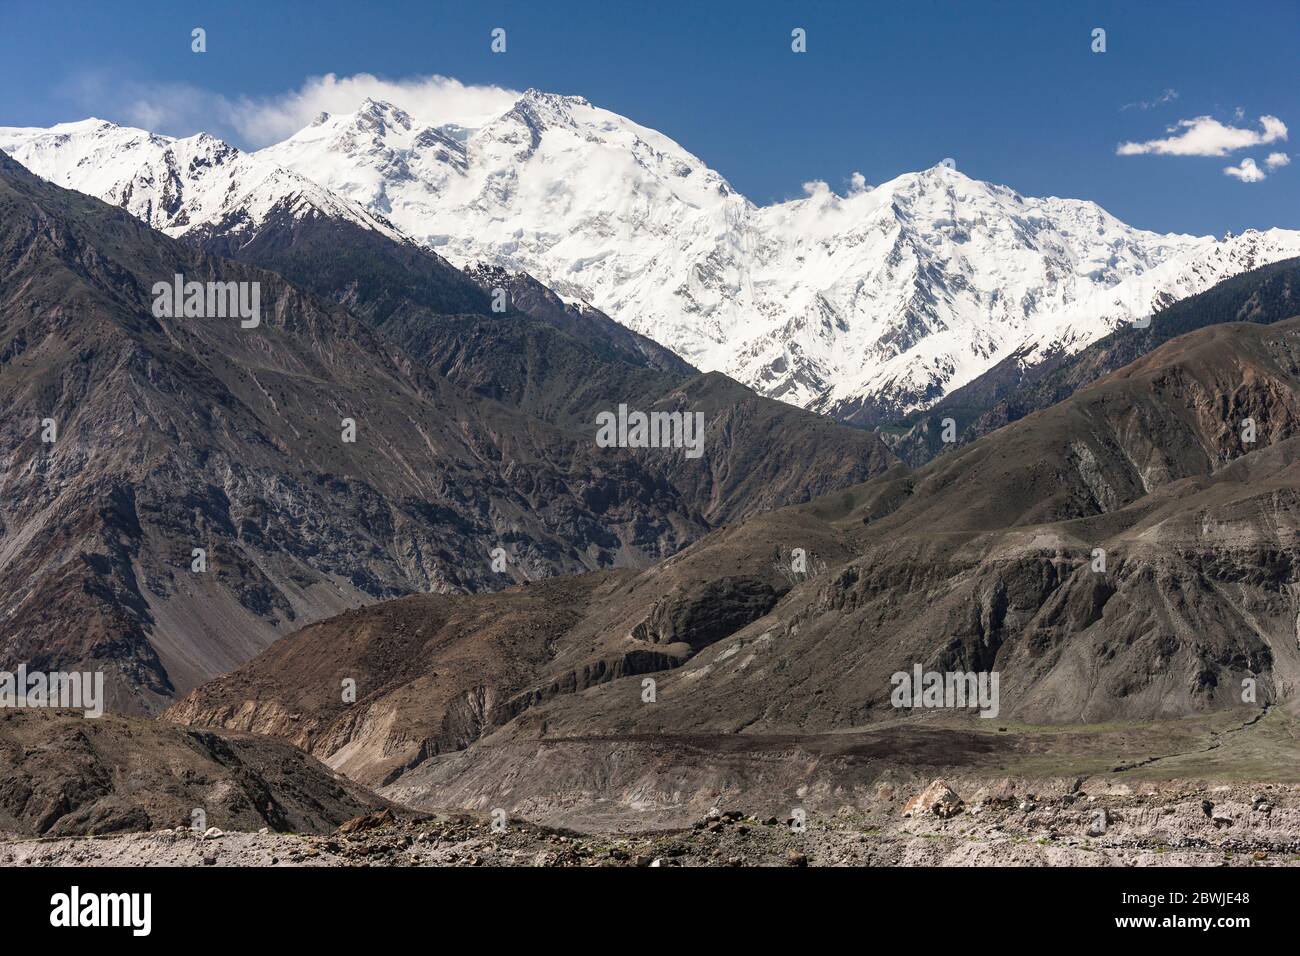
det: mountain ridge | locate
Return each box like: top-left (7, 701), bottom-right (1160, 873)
top-left (8, 96), bottom-right (1300, 426)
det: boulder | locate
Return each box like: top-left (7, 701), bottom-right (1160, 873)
top-left (902, 780), bottom-right (964, 819)
top-left (336, 807), bottom-right (396, 835)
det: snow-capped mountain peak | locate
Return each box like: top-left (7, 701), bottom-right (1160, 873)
top-left (6, 92), bottom-right (1299, 425)
top-left (253, 95), bottom-right (1300, 420)
top-left (0, 117), bottom-right (405, 246)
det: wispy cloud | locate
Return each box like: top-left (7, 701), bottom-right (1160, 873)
top-left (1120, 88), bottom-right (1179, 112)
top-left (1117, 114), bottom-right (1287, 157)
top-left (229, 74), bottom-right (520, 146)
top-left (1223, 157), bottom-right (1266, 182)
top-left (61, 71), bottom-right (521, 148)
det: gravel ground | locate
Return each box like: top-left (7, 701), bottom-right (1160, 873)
top-left (5, 779), bottom-right (1300, 867)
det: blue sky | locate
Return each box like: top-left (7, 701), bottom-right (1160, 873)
top-left (2, 0), bottom-right (1297, 235)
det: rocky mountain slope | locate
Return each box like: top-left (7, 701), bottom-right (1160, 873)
top-left (0, 149), bottom-right (895, 712)
top-left (0, 710), bottom-right (385, 837)
top-left (165, 497), bottom-right (860, 785)
top-left (183, 200), bottom-right (894, 526)
top-left (500, 318), bottom-right (1300, 739)
top-left (169, 311), bottom-right (1300, 823)
top-left (0, 151), bottom-right (708, 712)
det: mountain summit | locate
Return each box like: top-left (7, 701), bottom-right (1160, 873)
top-left (6, 93), bottom-right (1300, 425)
top-left (254, 94), bottom-right (1300, 423)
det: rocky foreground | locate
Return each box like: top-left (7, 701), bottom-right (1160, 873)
top-left (5, 780), bottom-right (1300, 867)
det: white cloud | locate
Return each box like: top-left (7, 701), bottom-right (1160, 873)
top-left (1117, 114), bottom-right (1288, 157)
top-left (1121, 88), bottom-right (1179, 111)
top-left (1265, 151), bottom-right (1292, 169)
top-left (1223, 157), bottom-right (1266, 182)
top-left (848, 171), bottom-right (869, 194)
top-left (228, 73), bottom-right (521, 146)
top-left (65, 71), bottom-right (521, 148)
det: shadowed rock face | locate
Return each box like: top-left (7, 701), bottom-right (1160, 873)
top-left (631, 576), bottom-right (780, 651)
top-left (0, 710), bottom-right (385, 837)
top-left (171, 316), bottom-right (1300, 814)
top-left (0, 151), bottom-right (894, 713)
